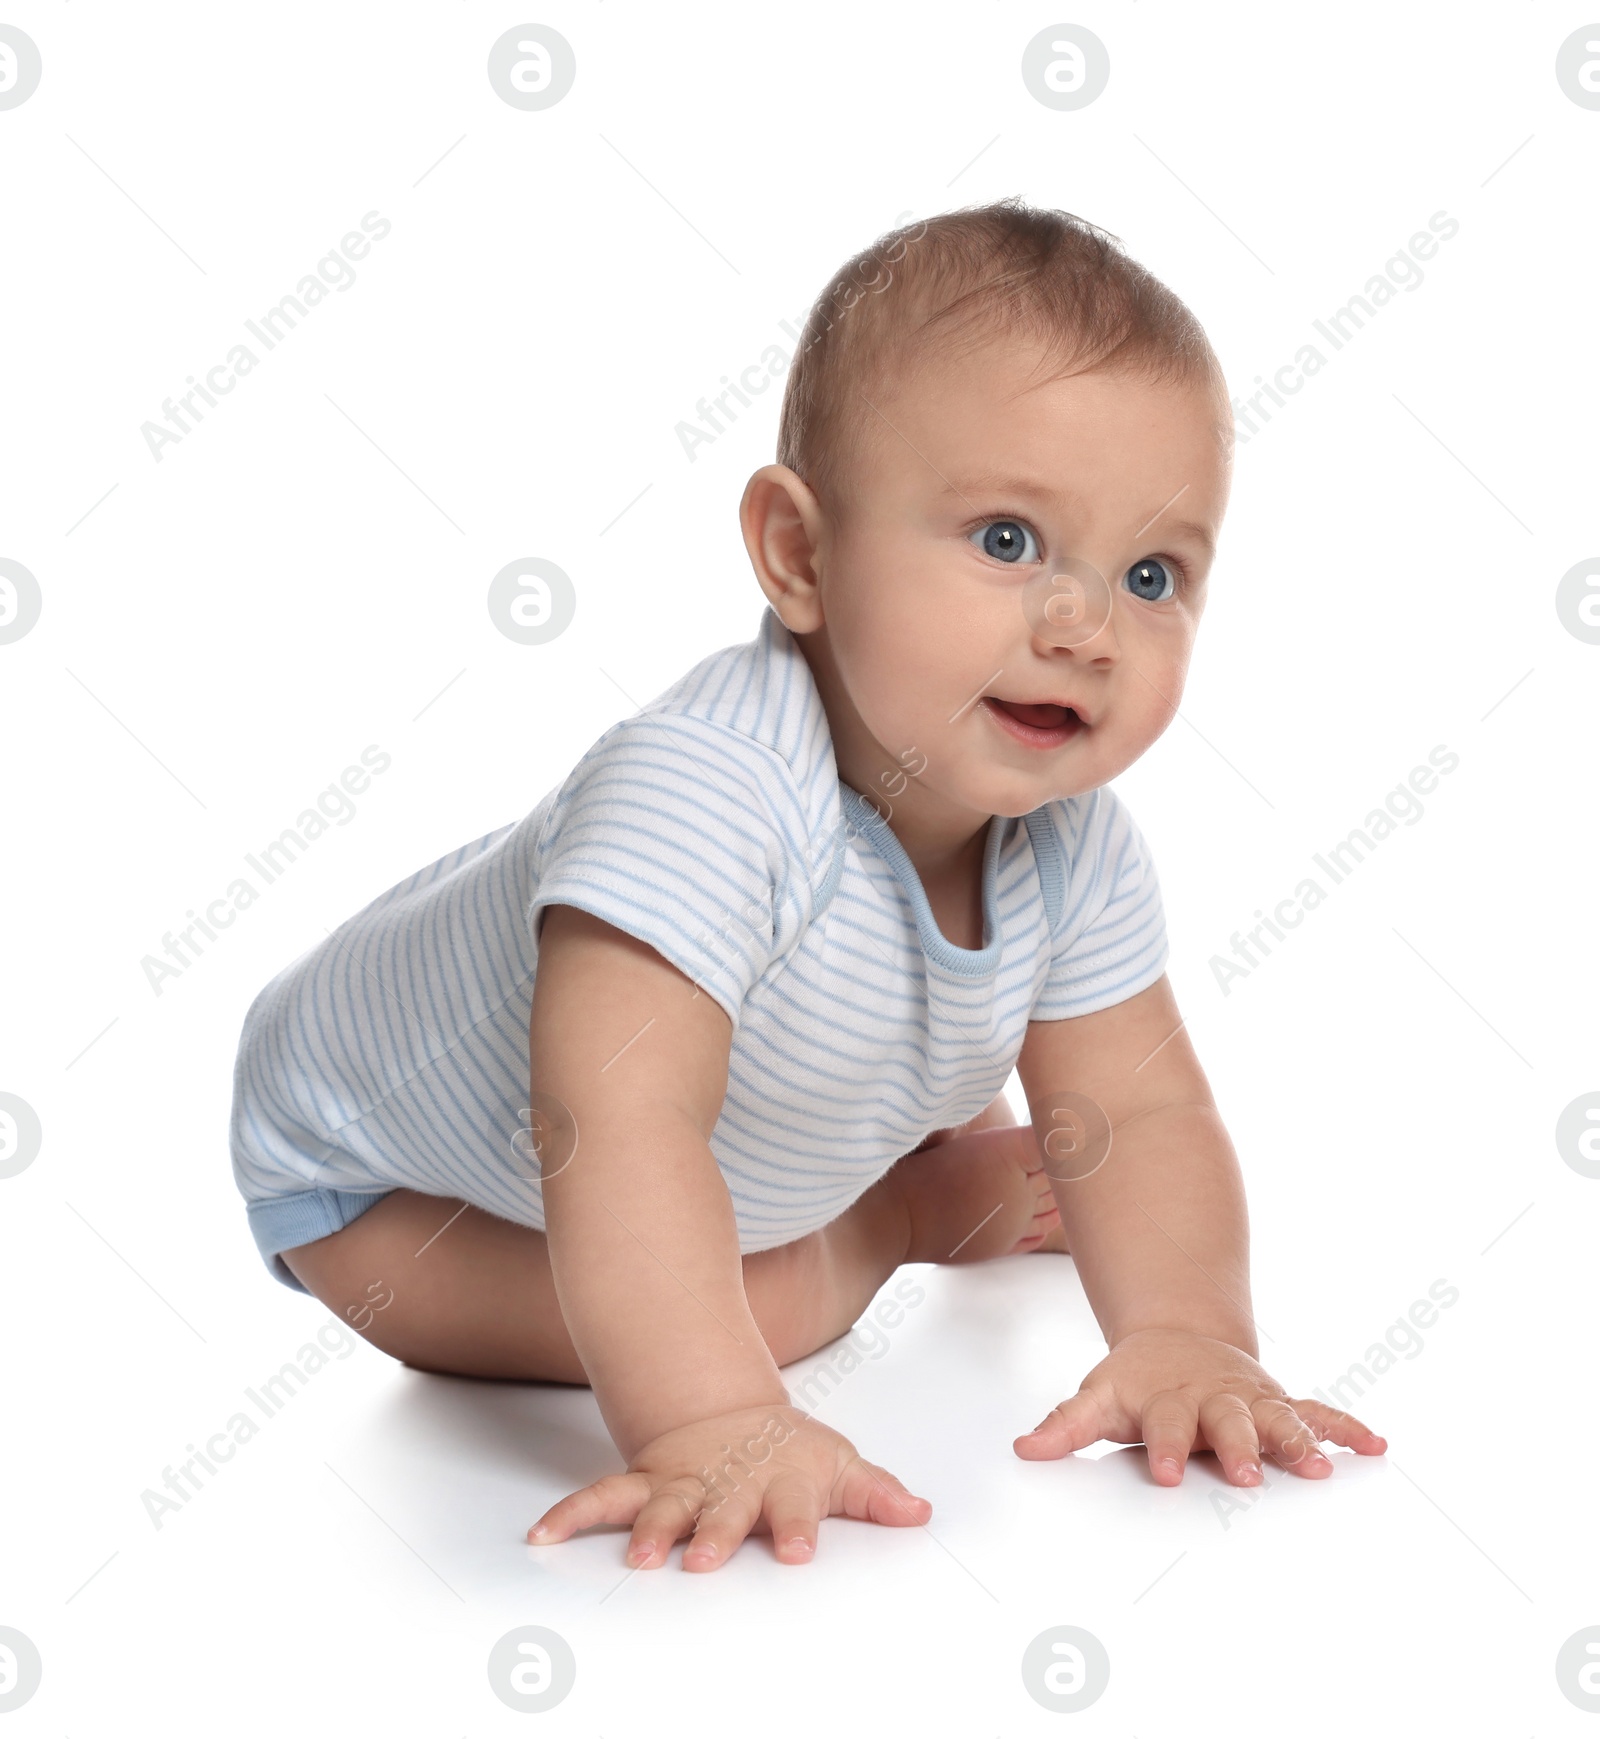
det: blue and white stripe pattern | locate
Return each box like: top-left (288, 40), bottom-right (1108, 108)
top-left (230, 604), bottom-right (1169, 1289)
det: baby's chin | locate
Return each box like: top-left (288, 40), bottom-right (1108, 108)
top-left (946, 758), bottom-right (1106, 819)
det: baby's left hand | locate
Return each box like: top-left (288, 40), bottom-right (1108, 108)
top-left (1013, 1327), bottom-right (1387, 1486)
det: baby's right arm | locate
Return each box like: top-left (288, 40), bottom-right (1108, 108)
top-left (524, 904), bottom-right (931, 1570)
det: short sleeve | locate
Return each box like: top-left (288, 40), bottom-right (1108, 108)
top-left (528, 711), bottom-right (812, 1029)
top-left (1031, 785), bottom-right (1170, 1020)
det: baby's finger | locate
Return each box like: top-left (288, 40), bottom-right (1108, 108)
top-left (761, 1470), bottom-right (824, 1565)
top-left (1014, 1388), bottom-right (1106, 1459)
top-left (682, 1479), bottom-right (764, 1573)
top-left (1141, 1390), bottom-right (1200, 1484)
top-left (1252, 1397), bottom-right (1331, 1479)
top-left (1286, 1397), bottom-right (1388, 1455)
top-left (1197, 1391), bottom-right (1264, 1486)
top-left (527, 1471), bottom-right (650, 1544)
top-left (834, 1456), bottom-right (932, 1527)
top-left (624, 1477), bottom-right (708, 1568)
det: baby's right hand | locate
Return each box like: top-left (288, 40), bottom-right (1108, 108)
top-left (526, 1401), bottom-right (931, 1570)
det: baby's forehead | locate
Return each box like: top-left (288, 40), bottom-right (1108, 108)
top-left (892, 328), bottom-right (1221, 416)
top-left (861, 347), bottom-right (1230, 469)
top-left (823, 356), bottom-right (1232, 545)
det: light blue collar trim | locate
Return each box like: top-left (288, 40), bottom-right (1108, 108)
top-left (840, 785), bottom-right (1006, 977)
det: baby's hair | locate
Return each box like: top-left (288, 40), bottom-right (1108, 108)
top-left (775, 195), bottom-right (1229, 517)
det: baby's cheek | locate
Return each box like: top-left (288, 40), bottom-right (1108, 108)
top-left (1113, 633), bottom-right (1183, 718)
top-left (1100, 698), bottom-right (1175, 778)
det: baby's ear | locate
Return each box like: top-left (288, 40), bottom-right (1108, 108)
top-left (739, 465), bottom-right (827, 633)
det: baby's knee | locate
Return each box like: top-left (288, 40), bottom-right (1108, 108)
top-left (740, 1230), bottom-right (836, 1367)
top-left (281, 1197), bottom-right (431, 1356)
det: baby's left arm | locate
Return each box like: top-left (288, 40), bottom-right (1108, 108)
top-left (1013, 973), bottom-right (1387, 1487)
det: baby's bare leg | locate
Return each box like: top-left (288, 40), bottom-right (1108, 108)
top-left (280, 1094), bottom-right (1055, 1382)
top-left (281, 1173), bottom-right (913, 1384)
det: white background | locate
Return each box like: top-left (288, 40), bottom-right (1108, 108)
top-left (2, 2), bottom-right (1596, 1732)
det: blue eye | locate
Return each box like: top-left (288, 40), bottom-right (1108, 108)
top-left (1123, 558), bottom-right (1179, 602)
top-left (969, 519), bottom-right (1040, 564)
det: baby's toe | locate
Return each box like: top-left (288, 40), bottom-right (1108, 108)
top-left (1026, 1216), bottom-right (1070, 1254)
top-left (1010, 1190), bottom-right (1069, 1255)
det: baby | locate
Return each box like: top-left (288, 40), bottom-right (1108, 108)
top-left (230, 197), bottom-right (1386, 1573)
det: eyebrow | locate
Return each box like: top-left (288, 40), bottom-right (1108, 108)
top-left (1149, 518), bottom-right (1217, 562)
top-left (939, 472), bottom-right (1217, 562)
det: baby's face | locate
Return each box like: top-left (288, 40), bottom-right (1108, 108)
top-left (806, 339), bottom-right (1232, 823)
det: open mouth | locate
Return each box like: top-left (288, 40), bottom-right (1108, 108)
top-left (981, 696), bottom-right (1087, 748)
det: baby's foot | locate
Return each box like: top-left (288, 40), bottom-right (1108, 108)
top-left (1011, 1141), bottom-right (1068, 1255)
top-left (893, 1125), bottom-right (1069, 1264)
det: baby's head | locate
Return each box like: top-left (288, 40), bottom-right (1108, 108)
top-left (742, 197), bottom-right (1233, 825)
